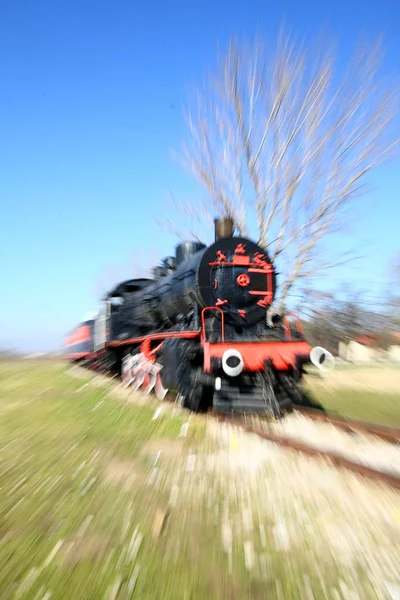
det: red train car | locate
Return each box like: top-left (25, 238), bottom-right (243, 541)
top-left (64, 314), bottom-right (96, 362)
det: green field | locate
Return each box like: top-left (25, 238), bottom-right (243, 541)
top-left (302, 364), bottom-right (400, 428)
top-left (0, 360), bottom-right (399, 599)
top-left (0, 361), bottom-right (208, 599)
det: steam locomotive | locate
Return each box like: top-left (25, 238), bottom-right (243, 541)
top-left (64, 219), bottom-right (332, 415)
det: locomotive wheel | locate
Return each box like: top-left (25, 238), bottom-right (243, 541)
top-left (121, 349), bottom-right (135, 387)
top-left (154, 374), bottom-right (168, 400)
top-left (176, 393), bottom-right (186, 407)
top-left (258, 368), bottom-right (282, 419)
top-left (277, 372), bottom-right (303, 407)
top-left (173, 341), bottom-right (213, 413)
top-left (178, 381), bottom-right (212, 413)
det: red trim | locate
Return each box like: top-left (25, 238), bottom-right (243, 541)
top-left (248, 267), bottom-right (273, 273)
top-left (149, 342), bottom-right (163, 358)
top-left (253, 292), bottom-right (273, 303)
top-left (253, 252), bottom-right (269, 267)
top-left (234, 243), bottom-right (247, 254)
top-left (201, 306), bottom-right (225, 342)
top-left (203, 342), bottom-right (211, 372)
top-left (140, 337), bottom-right (152, 359)
top-left (216, 298), bottom-right (228, 306)
top-left (107, 330), bottom-right (201, 347)
top-left (257, 297), bottom-right (271, 307)
top-left (209, 253), bottom-right (274, 271)
top-left (237, 274), bottom-right (250, 287)
top-left (283, 313), bottom-right (305, 341)
top-left (232, 255), bottom-right (251, 265)
top-left (65, 352), bottom-right (90, 359)
top-left (209, 261), bottom-right (270, 268)
top-left (249, 290), bottom-right (271, 296)
top-left (216, 250), bottom-right (227, 262)
top-left (65, 325), bottom-right (91, 347)
top-left (202, 340), bottom-right (311, 373)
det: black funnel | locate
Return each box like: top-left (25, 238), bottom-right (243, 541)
top-left (214, 218), bottom-right (234, 241)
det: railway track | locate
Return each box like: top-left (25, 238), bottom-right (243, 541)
top-left (73, 365), bottom-right (400, 492)
top-left (294, 405), bottom-right (400, 444)
top-left (213, 411), bottom-right (400, 491)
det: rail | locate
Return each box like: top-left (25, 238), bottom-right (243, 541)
top-left (201, 306), bottom-right (225, 343)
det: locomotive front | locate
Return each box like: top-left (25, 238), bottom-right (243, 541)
top-left (154, 220), bottom-right (296, 413)
top-left (106, 218), bottom-right (334, 414)
top-left (154, 218), bottom-right (276, 335)
top-left (196, 234), bottom-right (276, 328)
top-left (66, 217), bottom-right (334, 415)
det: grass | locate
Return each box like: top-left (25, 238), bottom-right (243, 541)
top-left (0, 361), bottom-right (206, 599)
top-left (0, 360), bottom-right (399, 599)
top-left (302, 364), bottom-right (400, 428)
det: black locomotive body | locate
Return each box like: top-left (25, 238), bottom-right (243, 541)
top-left (65, 219), bottom-right (323, 415)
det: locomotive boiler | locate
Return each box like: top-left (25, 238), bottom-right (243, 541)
top-left (65, 219), bottom-right (333, 415)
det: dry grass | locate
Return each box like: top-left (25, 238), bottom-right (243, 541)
top-left (303, 364), bottom-right (400, 428)
top-left (304, 366), bottom-right (400, 394)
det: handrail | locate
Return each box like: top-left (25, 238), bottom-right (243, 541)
top-left (201, 306), bottom-right (225, 342)
top-left (283, 313), bottom-right (304, 341)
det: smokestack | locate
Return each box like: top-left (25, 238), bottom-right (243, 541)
top-left (214, 217), bottom-right (234, 241)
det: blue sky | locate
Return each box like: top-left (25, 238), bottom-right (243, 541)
top-left (0, 0), bottom-right (399, 352)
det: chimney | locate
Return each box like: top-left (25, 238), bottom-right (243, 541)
top-left (214, 217), bottom-right (234, 241)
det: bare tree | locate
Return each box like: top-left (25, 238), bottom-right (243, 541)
top-left (299, 286), bottom-right (396, 354)
top-left (173, 28), bottom-right (399, 310)
top-left (385, 253), bottom-right (400, 332)
top-left (155, 192), bottom-right (214, 242)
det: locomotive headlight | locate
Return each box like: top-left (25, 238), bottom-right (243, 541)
top-left (222, 349), bottom-right (244, 377)
top-left (310, 346), bottom-right (335, 372)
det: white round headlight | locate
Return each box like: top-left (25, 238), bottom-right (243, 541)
top-left (222, 349), bottom-right (244, 377)
top-left (310, 346), bottom-right (335, 372)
